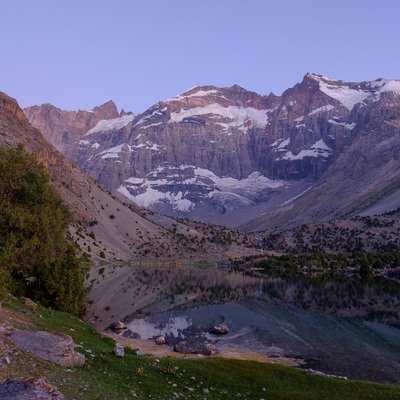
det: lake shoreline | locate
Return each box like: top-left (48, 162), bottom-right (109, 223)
top-left (102, 330), bottom-right (306, 368)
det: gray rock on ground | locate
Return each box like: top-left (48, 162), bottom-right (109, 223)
top-left (0, 376), bottom-right (64, 399)
top-left (114, 342), bottom-right (125, 357)
top-left (10, 330), bottom-right (85, 367)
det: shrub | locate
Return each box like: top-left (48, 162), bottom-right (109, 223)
top-left (0, 145), bottom-right (86, 315)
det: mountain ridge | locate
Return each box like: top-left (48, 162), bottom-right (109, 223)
top-left (23, 73), bottom-right (400, 229)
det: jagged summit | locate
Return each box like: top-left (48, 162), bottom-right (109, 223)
top-left (301, 73), bottom-right (400, 111)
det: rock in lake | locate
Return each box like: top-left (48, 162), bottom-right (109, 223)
top-left (155, 336), bottom-right (166, 345)
top-left (10, 330), bottom-right (85, 367)
top-left (209, 323), bottom-right (229, 335)
top-left (108, 320), bottom-right (127, 332)
top-left (0, 376), bottom-right (65, 399)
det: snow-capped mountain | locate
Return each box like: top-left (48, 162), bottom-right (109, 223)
top-left (25, 73), bottom-right (400, 227)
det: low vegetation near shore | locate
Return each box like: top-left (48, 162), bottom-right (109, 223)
top-left (1, 296), bottom-right (400, 400)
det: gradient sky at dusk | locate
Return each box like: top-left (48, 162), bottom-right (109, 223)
top-left (1, 0), bottom-right (400, 113)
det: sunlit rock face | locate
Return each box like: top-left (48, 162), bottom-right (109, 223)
top-left (25, 74), bottom-right (400, 226)
top-left (24, 100), bottom-right (120, 158)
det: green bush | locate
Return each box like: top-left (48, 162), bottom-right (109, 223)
top-left (0, 145), bottom-right (86, 315)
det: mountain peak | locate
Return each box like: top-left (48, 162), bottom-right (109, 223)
top-left (92, 100), bottom-right (119, 119)
top-left (304, 72), bottom-right (336, 83)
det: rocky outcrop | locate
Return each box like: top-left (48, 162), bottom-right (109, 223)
top-left (10, 330), bottom-right (85, 367)
top-left (24, 100), bottom-right (120, 158)
top-left (0, 377), bottom-right (65, 400)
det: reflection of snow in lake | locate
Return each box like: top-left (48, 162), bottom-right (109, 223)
top-left (127, 315), bottom-right (193, 339)
top-left (126, 299), bottom-right (400, 384)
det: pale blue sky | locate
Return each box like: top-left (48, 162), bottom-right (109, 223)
top-left (1, 0), bottom-right (399, 112)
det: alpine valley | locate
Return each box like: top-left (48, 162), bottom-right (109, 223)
top-left (25, 73), bottom-right (400, 233)
top-left (2, 74), bottom-right (400, 396)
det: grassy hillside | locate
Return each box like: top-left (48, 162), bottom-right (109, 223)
top-left (1, 296), bottom-right (400, 400)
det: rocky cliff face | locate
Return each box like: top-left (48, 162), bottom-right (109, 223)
top-left (24, 100), bottom-right (120, 159)
top-left (24, 74), bottom-right (400, 227)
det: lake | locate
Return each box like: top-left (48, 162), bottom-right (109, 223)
top-left (86, 263), bottom-right (400, 384)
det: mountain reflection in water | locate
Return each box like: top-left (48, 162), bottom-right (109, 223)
top-left (87, 264), bottom-right (400, 384)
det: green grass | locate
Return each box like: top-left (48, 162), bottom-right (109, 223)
top-left (2, 297), bottom-right (400, 400)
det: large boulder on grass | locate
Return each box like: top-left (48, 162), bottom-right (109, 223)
top-left (10, 330), bottom-right (85, 367)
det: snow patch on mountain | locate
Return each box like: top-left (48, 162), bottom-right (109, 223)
top-left (328, 120), bottom-right (357, 130)
top-left (309, 105), bottom-right (335, 115)
top-left (317, 81), bottom-right (370, 111)
top-left (170, 104), bottom-right (269, 131)
top-left (280, 139), bottom-right (332, 160)
top-left (100, 144), bottom-right (126, 159)
top-left (310, 74), bottom-right (400, 111)
top-left (169, 87), bottom-right (233, 103)
top-left (117, 185), bottom-right (195, 212)
top-left (133, 108), bottom-right (165, 128)
top-left (85, 114), bottom-right (134, 136)
top-left (371, 79), bottom-right (400, 94)
top-left (117, 167), bottom-right (286, 213)
top-left (194, 169), bottom-right (285, 191)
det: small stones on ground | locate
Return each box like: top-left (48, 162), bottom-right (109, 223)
top-left (305, 368), bottom-right (347, 380)
top-left (114, 343), bottom-right (125, 357)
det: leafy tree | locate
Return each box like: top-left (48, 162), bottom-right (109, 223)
top-left (0, 145), bottom-right (86, 315)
